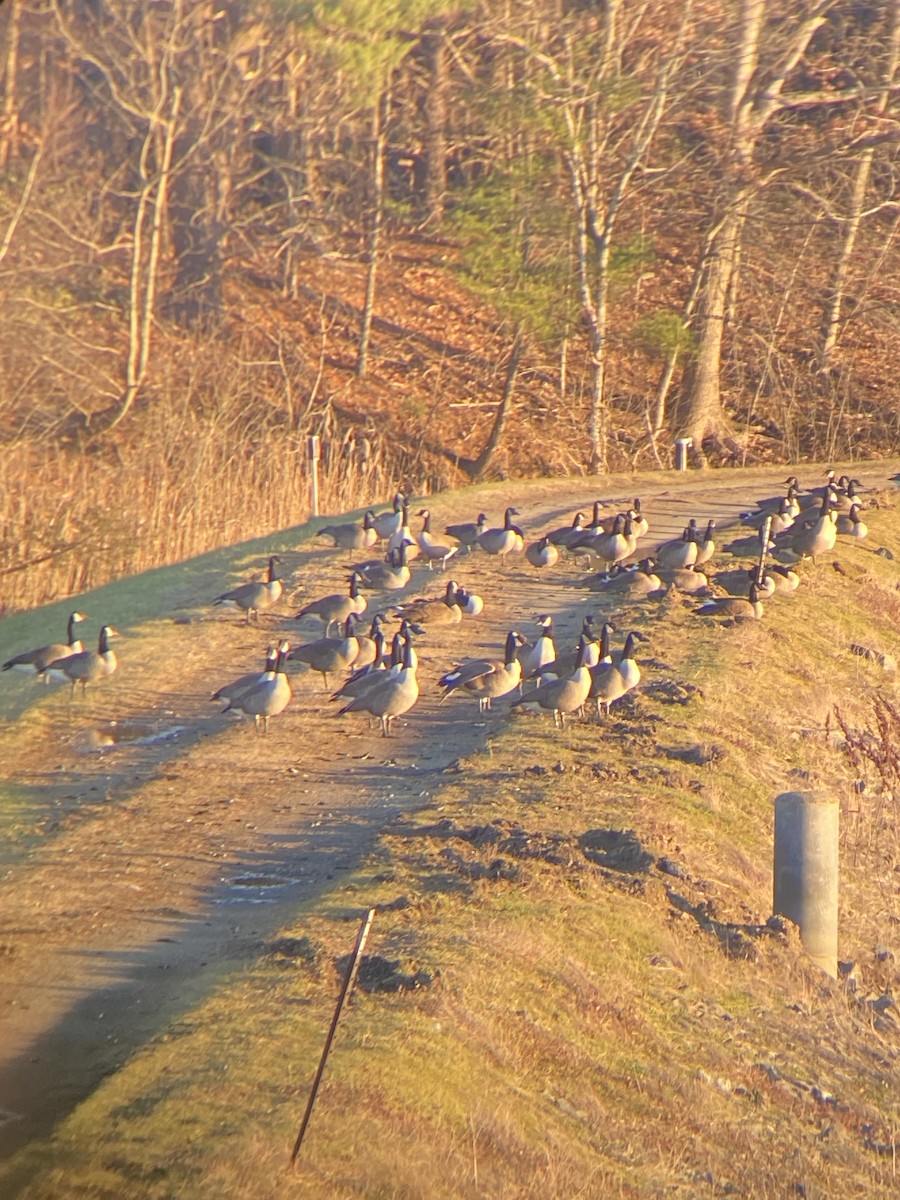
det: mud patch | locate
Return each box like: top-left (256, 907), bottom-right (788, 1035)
top-left (579, 828), bottom-right (655, 873)
top-left (338, 953), bottom-right (434, 993)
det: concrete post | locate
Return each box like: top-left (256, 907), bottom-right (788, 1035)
top-left (773, 791), bottom-right (839, 978)
top-left (674, 437), bottom-right (693, 471)
top-left (307, 434), bottom-right (321, 518)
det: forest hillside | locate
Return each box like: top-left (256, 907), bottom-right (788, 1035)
top-left (2, 0), bottom-right (900, 610)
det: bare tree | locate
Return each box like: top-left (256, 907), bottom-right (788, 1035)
top-left (501, 0), bottom-right (694, 472)
top-left (672, 1), bottom-right (838, 458)
top-left (816, 2), bottom-right (900, 369)
top-left (565, 4), bottom-right (692, 472)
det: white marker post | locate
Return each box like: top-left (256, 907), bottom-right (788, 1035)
top-left (674, 437), bottom-right (693, 471)
top-left (773, 791), bottom-right (839, 978)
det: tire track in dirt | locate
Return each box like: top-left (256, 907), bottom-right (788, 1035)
top-left (0, 463), bottom-right (895, 1161)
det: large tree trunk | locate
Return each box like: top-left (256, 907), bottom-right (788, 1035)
top-left (674, 202), bottom-right (745, 448)
top-left (674, 1), bottom-right (829, 457)
top-left (422, 19), bottom-right (448, 227)
top-left (167, 129), bottom-right (225, 331)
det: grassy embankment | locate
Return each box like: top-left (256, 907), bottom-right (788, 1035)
top-left (2, 485), bottom-right (900, 1199)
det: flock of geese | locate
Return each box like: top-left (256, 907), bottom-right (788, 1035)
top-left (0, 470), bottom-right (873, 738)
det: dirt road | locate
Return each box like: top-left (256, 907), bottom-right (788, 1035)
top-left (0, 462), bottom-right (895, 1161)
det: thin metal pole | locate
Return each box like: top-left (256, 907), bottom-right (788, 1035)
top-left (290, 908), bottom-right (375, 1167)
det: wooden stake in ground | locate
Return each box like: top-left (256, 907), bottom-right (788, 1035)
top-left (307, 435), bottom-right (321, 518)
top-left (289, 907), bottom-right (375, 1167)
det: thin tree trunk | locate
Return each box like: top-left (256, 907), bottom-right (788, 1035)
top-left (357, 103), bottom-right (385, 379)
top-left (0, 0), bottom-right (22, 169)
top-left (818, 1), bottom-right (900, 368)
top-left (463, 324), bottom-right (523, 480)
top-left (111, 86), bottom-right (182, 432)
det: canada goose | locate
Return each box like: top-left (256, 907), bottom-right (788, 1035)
top-left (386, 501), bottom-right (420, 561)
top-left (331, 622), bottom-right (421, 702)
top-left (797, 484), bottom-right (839, 518)
top-left (455, 586), bottom-right (484, 616)
top-left (746, 563), bottom-right (775, 597)
top-left (416, 510), bottom-right (460, 570)
top-left (224, 640), bottom-right (292, 733)
top-left (351, 543), bottom-right (412, 591)
top-left (211, 644), bottom-right (278, 705)
top-left (294, 572), bottom-right (367, 634)
top-left (372, 492), bottom-right (406, 540)
top-left (353, 613), bottom-right (387, 669)
top-left (330, 628), bottom-right (397, 702)
top-left (394, 619), bottom-right (422, 669)
top-left (743, 474), bottom-right (799, 516)
top-left (741, 494), bottom-right (796, 534)
top-left (836, 503), bottom-right (868, 538)
top-left (2, 610), bottom-right (88, 675)
top-left (476, 508), bottom-right (520, 561)
top-left (518, 615), bottom-right (556, 682)
top-left (598, 504), bottom-right (643, 537)
top-left (629, 498), bottom-right (649, 538)
top-left (794, 469), bottom-right (837, 510)
top-left (589, 631), bottom-right (642, 718)
top-left (744, 492), bottom-right (801, 535)
top-left (601, 514), bottom-right (638, 565)
top-left (445, 513), bottom-right (488, 552)
top-left (338, 632), bottom-right (419, 736)
top-left (579, 514), bottom-right (637, 567)
top-left (510, 637), bottom-right (593, 729)
top-left (776, 493), bottom-right (837, 562)
top-left (588, 558), bottom-right (661, 597)
top-left (766, 564), bottom-right (801, 592)
top-left (567, 502), bottom-right (608, 551)
top-left (213, 556), bottom-right (283, 624)
top-left (657, 565), bottom-right (710, 594)
top-left (288, 615), bottom-right (360, 689)
top-left (832, 478), bottom-right (866, 513)
top-left (694, 520), bottom-right (716, 566)
top-left (535, 617), bottom-right (609, 679)
top-left (316, 510), bottom-right (378, 551)
top-left (438, 630), bottom-right (524, 712)
top-left (695, 582), bottom-right (764, 619)
top-left (393, 579), bottom-right (462, 625)
top-left (656, 521), bottom-right (699, 570)
top-left (724, 524), bottom-right (776, 558)
top-left (40, 625), bottom-right (119, 697)
top-left (742, 561), bottom-right (801, 596)
top-left (547, 511), bottom-right (587, 549)
top-left (525, 536), bottom-right (560, 569)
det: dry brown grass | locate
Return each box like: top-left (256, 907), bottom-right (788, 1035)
top-left (2, 479), bottom-right (900, 1199)
top-left (0, 354), bottom-right (412, 616)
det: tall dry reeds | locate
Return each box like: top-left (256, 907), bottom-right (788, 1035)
top-left (0, 364), bottom-right (422, 616)
top-left (833, 698), bottom-right (900, 921)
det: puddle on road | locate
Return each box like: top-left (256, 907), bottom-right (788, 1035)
top-left (74, 720), bottom-right (190, 754)
top-left (215, 873), bottom-right (303, 904)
